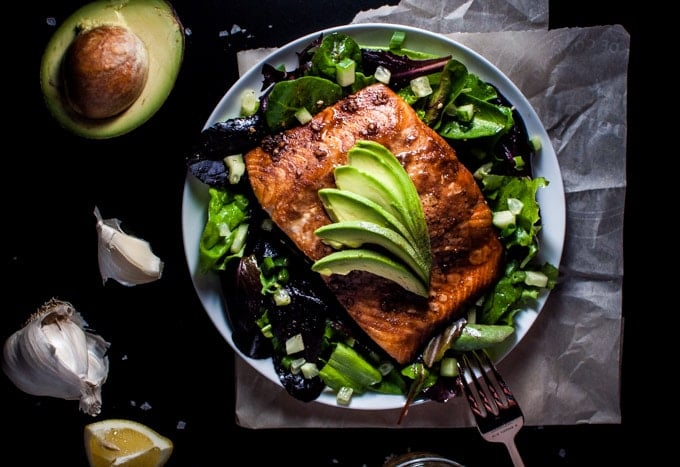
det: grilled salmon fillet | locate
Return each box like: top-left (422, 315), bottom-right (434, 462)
top-left (246, 83), bottom-right (503, 364)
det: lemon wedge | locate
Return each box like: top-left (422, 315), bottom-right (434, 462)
top-left (84, 419), bottom-right (173, 467)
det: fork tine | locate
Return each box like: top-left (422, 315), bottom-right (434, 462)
top-left (472, 349), bottom-right (513, 409)
top-left (459, 353), bottom-right (489, 417)
top-left (460, 350), bottom-right (509, 418)
top-left (457, 349), bottom-right (526, 467)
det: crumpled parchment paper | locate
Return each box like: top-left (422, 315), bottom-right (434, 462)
top-left (232, 0), bottom-right (627, 428)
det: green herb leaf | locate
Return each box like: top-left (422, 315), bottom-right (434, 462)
top-left (199, 187), bottom-right (250, 272)
top-left (265, 76), bottom-right (343, 132)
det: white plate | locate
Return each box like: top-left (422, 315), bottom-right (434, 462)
top-left (182, 23), bottom-right (565, 410)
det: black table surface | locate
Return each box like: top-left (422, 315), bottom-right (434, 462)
top-left (5, 1), bottom-right (643, 465)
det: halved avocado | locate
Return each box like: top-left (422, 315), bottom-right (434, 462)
top-left (40, 0), bottom-right (185, 139)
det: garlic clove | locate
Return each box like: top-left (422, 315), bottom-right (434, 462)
top-left (2, 298), bottom-right (110, 416)
top-left (95, 206), bottom-right (164, 286)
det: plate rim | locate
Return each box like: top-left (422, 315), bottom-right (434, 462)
top-left (182, 22), bottom-right (566, 411)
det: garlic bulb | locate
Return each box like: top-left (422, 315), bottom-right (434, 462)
top-left (95, 206), bottom-right (163, 286)
top-left (2, 298), bottom-right (110, 416)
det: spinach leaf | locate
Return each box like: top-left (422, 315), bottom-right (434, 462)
top-left (425, 66), bottom-right (515, 140)
top-left (438, 96), bottom-right (514, 140)
top-left (311, 32), bottom-right (363, 80)
top-left (423, 59), bottom-right (468, 125)
top-left (265, 76), bottom-right (343, 132)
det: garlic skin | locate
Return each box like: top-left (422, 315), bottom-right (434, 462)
top-left (2, 298), bottom-right (110, 416)
top-left (95, 206), bottom-right (164, 286)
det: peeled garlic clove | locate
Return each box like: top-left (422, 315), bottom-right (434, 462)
top-left (95, 206), bottom-right (164, 286)
top-left (2, 298), bottom-right (110, 416)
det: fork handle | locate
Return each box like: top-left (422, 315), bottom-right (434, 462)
top-left (505, 441), bottom-right (525, 467)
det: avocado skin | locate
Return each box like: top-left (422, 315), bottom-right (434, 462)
top-left (40, 0), bottom-right (185, 139)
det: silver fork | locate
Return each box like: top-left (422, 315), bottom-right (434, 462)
top-left (457, 349), bottom-right (526, 467)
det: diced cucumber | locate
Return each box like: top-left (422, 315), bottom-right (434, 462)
top-left (285, 333), bottom-right (305, 354)
top-left (507, 198), bottom-right (524, 215)
top-left (493, 210), bottom-right (516, 229)
top-left (224, 154), bottom-right (245, 184)
top-left (240, 88), bottom-right (259, 116)
top-left (336, 386), bottom-right (354, 405)
top-left (524, 270), bottom-right (549, 287)
top-left (229, 223), bottom-right (248, 254)
top-left (294, 107), bottom-right (313, 124)
top-left (439, 357), bottom-right (459, 377)
top-left (455, 103), bottom-right (475, 122)
top-left (410, 76), bottom-right (433, 97)
top-left (389, 30), bottom-right (406, 50)
top-left (375, 66), bottom-right (391, 84)
top-left (336, 57), bottom-right (356, 86)
top-left (301, 362), bottom-right (319, 379)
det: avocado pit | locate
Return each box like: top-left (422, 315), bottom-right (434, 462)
top-left (41, 0), bottom-right (185, 139)
top-left (63, 25), bottom-right (149, 119)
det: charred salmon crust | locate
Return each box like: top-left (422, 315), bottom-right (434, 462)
top-left (246, 83), bottom-right (504, 364)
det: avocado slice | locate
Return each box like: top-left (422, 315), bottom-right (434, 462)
top-left (40, 0), bottom-right (185, 139)
top-left (311, 249), bottom-right (429, 298)
top-left (333, 165), bottom-right (411, 234)
top-left (314, 220), bottom-right (430, 283)
top-left (347, 140), bottom-right (431, 260)
top-left (318, 188), bottom-right (420, 250)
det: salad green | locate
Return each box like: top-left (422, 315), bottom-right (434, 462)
top-left (194, 30), bottom-right (558, 408)
top-left (198, 187), bottom-right (249, 273)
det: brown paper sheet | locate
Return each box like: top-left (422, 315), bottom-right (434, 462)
top-left (232, 1), bottom-right (627, 428)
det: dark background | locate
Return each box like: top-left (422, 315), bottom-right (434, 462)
top-left (4, 1), bottom-right (641, 465)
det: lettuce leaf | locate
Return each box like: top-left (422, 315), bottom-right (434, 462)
top-left (199, 187), bottom-right (250, 272)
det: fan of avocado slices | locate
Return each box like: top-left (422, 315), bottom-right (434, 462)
top-left (312, 140), bottom-right (432, 298)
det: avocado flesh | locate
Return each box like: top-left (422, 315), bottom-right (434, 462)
top-left (314, 220), bottom-right (430, 284)
top-left (333, 166), bottom-right (410, 234)
top-left (316, 141), bottom-right (434, 295)
top-left (318, 188), bottom-right (419, 250)
top-left (40, 0), bottom-right (185, 139)
top-left (311, 249), bottom-right (429, 298)
top-left (347, 140), bottom-right (431, 260)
